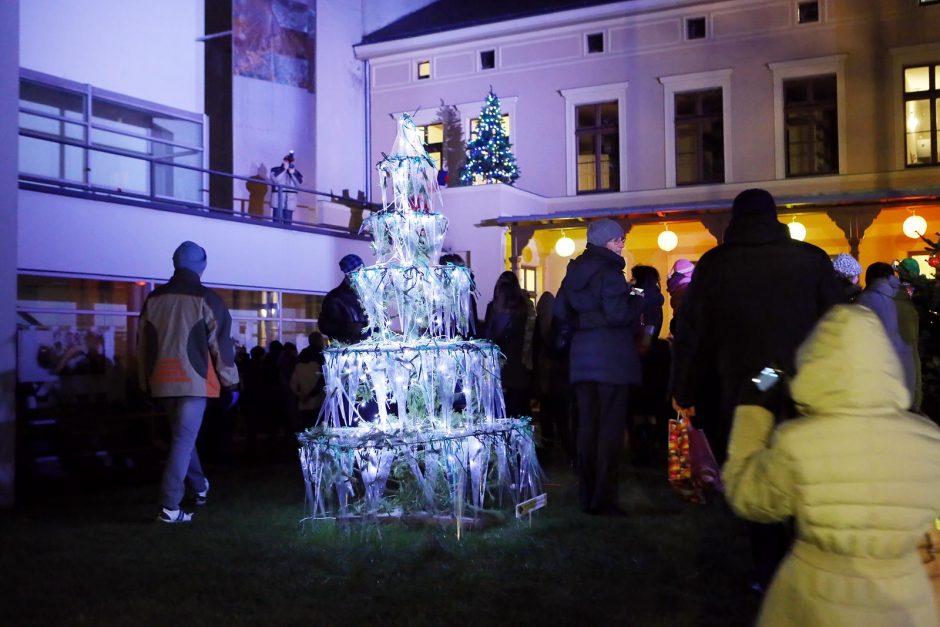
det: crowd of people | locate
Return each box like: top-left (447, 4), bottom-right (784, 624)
top-left (143, 186), bottom-right (940, 623)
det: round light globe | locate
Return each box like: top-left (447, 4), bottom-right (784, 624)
top-left (903, 214), bottom-right (927, 239)
top-left (788, 220), bottom-right (807, 241)
top-left (657, 229), bottom-right (678, 252)
top-left (555, 235), bottom-right (576, 257)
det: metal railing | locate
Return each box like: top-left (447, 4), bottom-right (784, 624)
top-left (18, 127), bottom-right (379, 237)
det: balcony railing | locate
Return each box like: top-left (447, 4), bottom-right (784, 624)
top-left (18, 128), bottom-right (378, 238)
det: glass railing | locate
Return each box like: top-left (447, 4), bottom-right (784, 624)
top-left (18, 127), bottom-right (377, 235)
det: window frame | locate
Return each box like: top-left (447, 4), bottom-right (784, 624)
top-left (19, 68), bottom-right (207, 204)
top-left (901, 62), bottom-right (940, 167)
top-left (659, 70), bottom-right (732, 188)
top-left (560, 83), bottom-right (628, 196)
top-left (768, 55), bottom-right (846, 179)
top-left (888, 43), bottom-right (940, 170)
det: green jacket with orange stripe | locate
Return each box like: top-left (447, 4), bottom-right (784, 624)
top-left (138, 269), bottom-right (240, 398)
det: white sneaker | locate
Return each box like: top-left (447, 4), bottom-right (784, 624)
top-left (157, 507), bottom-right (193, 523)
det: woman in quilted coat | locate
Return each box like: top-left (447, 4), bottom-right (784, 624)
top-left (724, 304), bottom-right (940, 626)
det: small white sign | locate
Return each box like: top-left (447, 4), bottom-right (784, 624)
top-left (515, 493), bottom-right (547, 518)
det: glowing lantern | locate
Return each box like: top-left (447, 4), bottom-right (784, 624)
top-left (903, 213), bottom-right (927, 239)
top-left (555, 231), bottom-right (576, 257)
top-left (657, 225), bottom-right (678, 252)
top-left (788, 217), bottom-right (806, 241)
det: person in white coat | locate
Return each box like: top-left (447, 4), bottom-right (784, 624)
top-left (724, 304), bottom-right (940, 626)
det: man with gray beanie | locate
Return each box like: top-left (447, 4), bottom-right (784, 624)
top-left (138, 241), bottom-right (240, 523)
top-left (552, 218), bottom-right (644, 515)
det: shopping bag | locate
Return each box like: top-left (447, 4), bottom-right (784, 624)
top-left (667, 413), bottom-right (722, 504)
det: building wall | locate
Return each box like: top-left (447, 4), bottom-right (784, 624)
top-left (314, 0), bottom-right (367, 200)
top-left (359, 0), bottom-right (940, 200)
top-left (1, 0), bottom-right (19, 507)
top-left (17, 191), bottom-right (371, 294)
top-left (19, 0), bottom-right (204, 114)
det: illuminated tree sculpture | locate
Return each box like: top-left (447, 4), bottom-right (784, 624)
top-left (459, 90), bottom-right (519, 186)
top-left (297, 115), bottom-right (543, 528)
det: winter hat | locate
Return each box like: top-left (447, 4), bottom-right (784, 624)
top-left (666, 258), bottom-right (694, 293)
top-left (172, 241), bottom-right (207, 276)
top-left (586, 219), bottom-right (625, 247)
top-left (897, 257), bottom-right (921, 283)
top-left (831, 253), bottom-right (862, 280)
top-left (339, 254), bottom-right (364, 274)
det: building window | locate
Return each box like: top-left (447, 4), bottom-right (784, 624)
top-left (784, 75), bottom-right (838, 176)
top-left (518, 266), bottom-right (538, 304)
top-left (417, 60), bottom-right (431, 80)
top-left (575, 102), bottom-right (620, 193)
top-left (674, 89), bottom-right (724, 185)
top-left (904, 63), bottom-right (940, 166)
top-left (561, 83), bottom-right (628, 195)
top-left (415, 123), bottom-right (444, 170)
top-left (480, 50), bottom-right (495, 70)
top-left (686, 17), bottom-right (706, 40)
top-left (797, 2), bottom-right (819, 23)
top-left (18, 70), bottom-right (205, 204)
top-left (586, 33), bottom-right (604, 54)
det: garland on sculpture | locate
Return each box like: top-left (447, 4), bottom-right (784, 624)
top-left (298, 114), bottom-right (543, 526)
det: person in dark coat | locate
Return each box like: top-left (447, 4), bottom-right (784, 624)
top-left (629, 265), bottom-right (670, 466)
top-left (318, 254), bottom-right (370, 345)
top-left (482, 271), bottom-right (535, 417)
top-left (669, 187), bottom-right (842, 591)
top-left (553, 218), bottom-right (643, 515)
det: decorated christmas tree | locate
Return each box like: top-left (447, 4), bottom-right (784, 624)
top-left (459, 90), bottom-right (519, 186)
top-left (297, 114), bottom-right (543, 528)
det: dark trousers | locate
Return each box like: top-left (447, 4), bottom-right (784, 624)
top-left (574, 382), bottom-right (629, 512)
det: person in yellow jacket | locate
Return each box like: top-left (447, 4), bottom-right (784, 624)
top-left (724, 304), bottom-right (940, 626)
top-left (139, 241), bottom-right (240, 523)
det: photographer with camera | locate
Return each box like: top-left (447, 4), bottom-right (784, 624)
top-left (269, 151), bottom-right (303, 224)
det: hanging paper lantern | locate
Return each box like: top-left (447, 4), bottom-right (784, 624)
top-left (657, 226), bottom-right (678, 252)
top-left (903, 213), bottom-right (927, 239)
top-left (788, 219), bottom-right (807, 241)
top-left (555, 233), bottom-right (576, 257)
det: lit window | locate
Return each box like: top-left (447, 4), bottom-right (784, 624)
top-left (797, 2), bottom-right (819, 23)
top-left (576, 101), bottom-right (620, 193)
top-left (784, 75), bottom-right (838, 176)
top-left (415, 123), bottom-right (444, 170)
top-left (417, 61), bottom-right (431, 80)
top-left (518, 266), bottom-right (538, 302)
top-left (480, 50), bottom-right (495, 70)
top-left (903, 63), bottom-right (940, 166)
top-left (686, 17), bottom-right (706, 40)
top-left (587, 33), bottom-right (604, 54)
top-left (674, 89), bottom-right (724, 185)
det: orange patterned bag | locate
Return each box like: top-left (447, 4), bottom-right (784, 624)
top-left (668, 413), bottom-right (722, 504)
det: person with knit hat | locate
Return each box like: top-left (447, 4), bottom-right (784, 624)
top-left (669, 188), bottom-right (842, 590)
top-left (832, 252), bottom-right (863, 302)
top-left (666, 258), bottom-right (695, 336)
top-left (139, 241), bottom-right (240, 523)
top-left (318, 254), bottom-right (370, 345)
top-left (552, 218), bottom-right (644, 515)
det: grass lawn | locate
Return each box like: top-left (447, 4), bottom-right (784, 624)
top-left (1, 451), bottom-right (760, 626)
